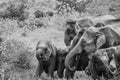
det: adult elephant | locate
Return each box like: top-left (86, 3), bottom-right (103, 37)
top-left (64, 17), bottom-right (95, 47)
top-left (65, 25), bottom-right (120, 75)
top-left (76, 14), bottom-right (117, 29)
top-left (64, 15), bottom-right (120, 79)
top-left (65, 27), bottom-right (90, 79)
top-left (64, 14), bottom-right (118, 47)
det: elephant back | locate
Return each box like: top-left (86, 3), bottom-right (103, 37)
top-left (100, 26), bottom-right (120, 47)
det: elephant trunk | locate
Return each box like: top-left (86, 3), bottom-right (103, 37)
top-left (105, 63), bottom-right (116, 78)
top-left (65, 36), bottom-right (83, 71)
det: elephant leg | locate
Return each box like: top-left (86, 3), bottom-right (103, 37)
top-left (65, 69), bottom-right (74, 80)
top-left (57, 61), bottom-right (64, 78)
top-left (85, 66), bottom-right (91, 76)
top-left (113, 57), bottom-right (120, 77)
top-left (48, 59), bottom-right (56, 80)
top-left (88, 60), bottom-right (98, 80)
top-left (35, 61), bottom-right (43, 80)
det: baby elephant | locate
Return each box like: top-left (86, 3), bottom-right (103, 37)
top-left (35, 41), bottom-right (68, 80)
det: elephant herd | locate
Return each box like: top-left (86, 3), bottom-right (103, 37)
top-left (35, 14), bottom-right (120, 80)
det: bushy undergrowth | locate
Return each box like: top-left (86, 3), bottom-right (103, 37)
top-left (1, 39), bottom-right (33, 72)
top-left (13, 50), bottom-right (32, 71)
top-left (34, 10), bottom-right (45, 18)
top-left (0, 0), bottom-right (120, 80)
top-left (0, 1), bottom-right (28, 21)
top-left (56, 0), bottom-right (120, 17)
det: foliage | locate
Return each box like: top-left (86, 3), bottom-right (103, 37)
top-left (0, 1), bottom-right (28, 21)
top-left (13, 50), bottom-right (32, 70)
top-left (85, 0), bottom-right (120, 16)
top-left (34, 10), bottom-right (45, 18)
top-left (56, 0), bottom-right (93, 14)
top-left (1, 39), bottom-right (33, 71)
top-left (0, 0), bottom-right (120, 80)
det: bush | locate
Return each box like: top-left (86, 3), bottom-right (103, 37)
top-left (1, 39), bottom-right (33, 71)
top-left (46, 11), bottom-right (54, 17)
top-left (13, 50), bottom-right (31, 70)
top-left (0, 1), bottom-right (28, 21)
top-left (34, 10), bottom-right (45, 18)
top-left (56, 0), bottom-right (92, 14)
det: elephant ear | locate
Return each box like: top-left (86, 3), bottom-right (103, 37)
top-left (96, 32), bottom-right (106, 49)
top-left (36, 41), bottom-right (41, 51)
top-left (47, 41), bottom-right (57, 57)
top-left (74, 23), bottom-right (81, 33)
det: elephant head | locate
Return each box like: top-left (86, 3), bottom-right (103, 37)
top-left (89, 48), bottom-right (117, 79)
top-left (75, 17), bottom-right (94, 34)
top-left (65, 27), bottom-right (106, 71)
top-left (64, 19), bottom-right (77, 46)
top-left (36, 41), bottom-right (56, 61)
top-left (64, 17), bottom-right (94, 47)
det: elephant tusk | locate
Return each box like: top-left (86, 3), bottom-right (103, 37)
top-left (85, 39), bottom-right (93, 45)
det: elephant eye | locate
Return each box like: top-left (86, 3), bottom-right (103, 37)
top-left (82, 39), bottom-right (87, 46)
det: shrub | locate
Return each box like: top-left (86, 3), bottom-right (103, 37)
top-left (34, 10), bottom-right (45, 18)
top-left (0, 1), bottom-right (28, 21)
top-left (13, 50), bottom-right (31, 70)
top-left (1, 39), bottom-right (33, 71)
top-left (56, 0), bottom-right (92, 14)
top-left (46, 11), bottom-right (54, 17)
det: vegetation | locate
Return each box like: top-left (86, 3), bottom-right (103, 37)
top-left (0, 0), bottom-right (120, 80)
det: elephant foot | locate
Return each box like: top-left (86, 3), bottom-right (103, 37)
top-left (85, 67), bottom-right (91, 76)
top-left (46, 75), bottom-right (54, 80)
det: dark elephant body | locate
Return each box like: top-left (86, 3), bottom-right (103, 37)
top-left (35, 41), bottom-right (68, 79)
top-left (64, 15), bottom-right (120, 79)
top-left (64, 19), bottom-right (77, 46)
top-left (89, 45), bottom-right (120, 79)
top-left (56, 48), bottom-right (68, 78)
top-left (65, 52), bottom-right (89, 79)
top-left (64, 14), bottom-right (119, 47)
top-left (35, 41), bottom-right (57, 80)
top-left (65, 29), bottom-right (89, 79)
top-left (65, 24), bottom-right (120, 79)
top-left (64, 15), bottom-right (118, 79)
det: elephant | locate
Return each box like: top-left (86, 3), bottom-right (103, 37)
top-left (88, 46), bottom-right (118, 80)
top-left (64, 19), bottom-right (77, 46)
top-left (64, 17), bottom-right (96, 47)
top-left (64, 14), bottom-right (119, 47)
top-left (35, 41), bottom-right (68, 80)
top-left (64, 28), bottom-right (90, 79)
top-left (65, 25), bottom-right (120, 77)
top-left (64, 17), bottom-right (120, 79)
top-left (76, 14), bottom-right (117, 29)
